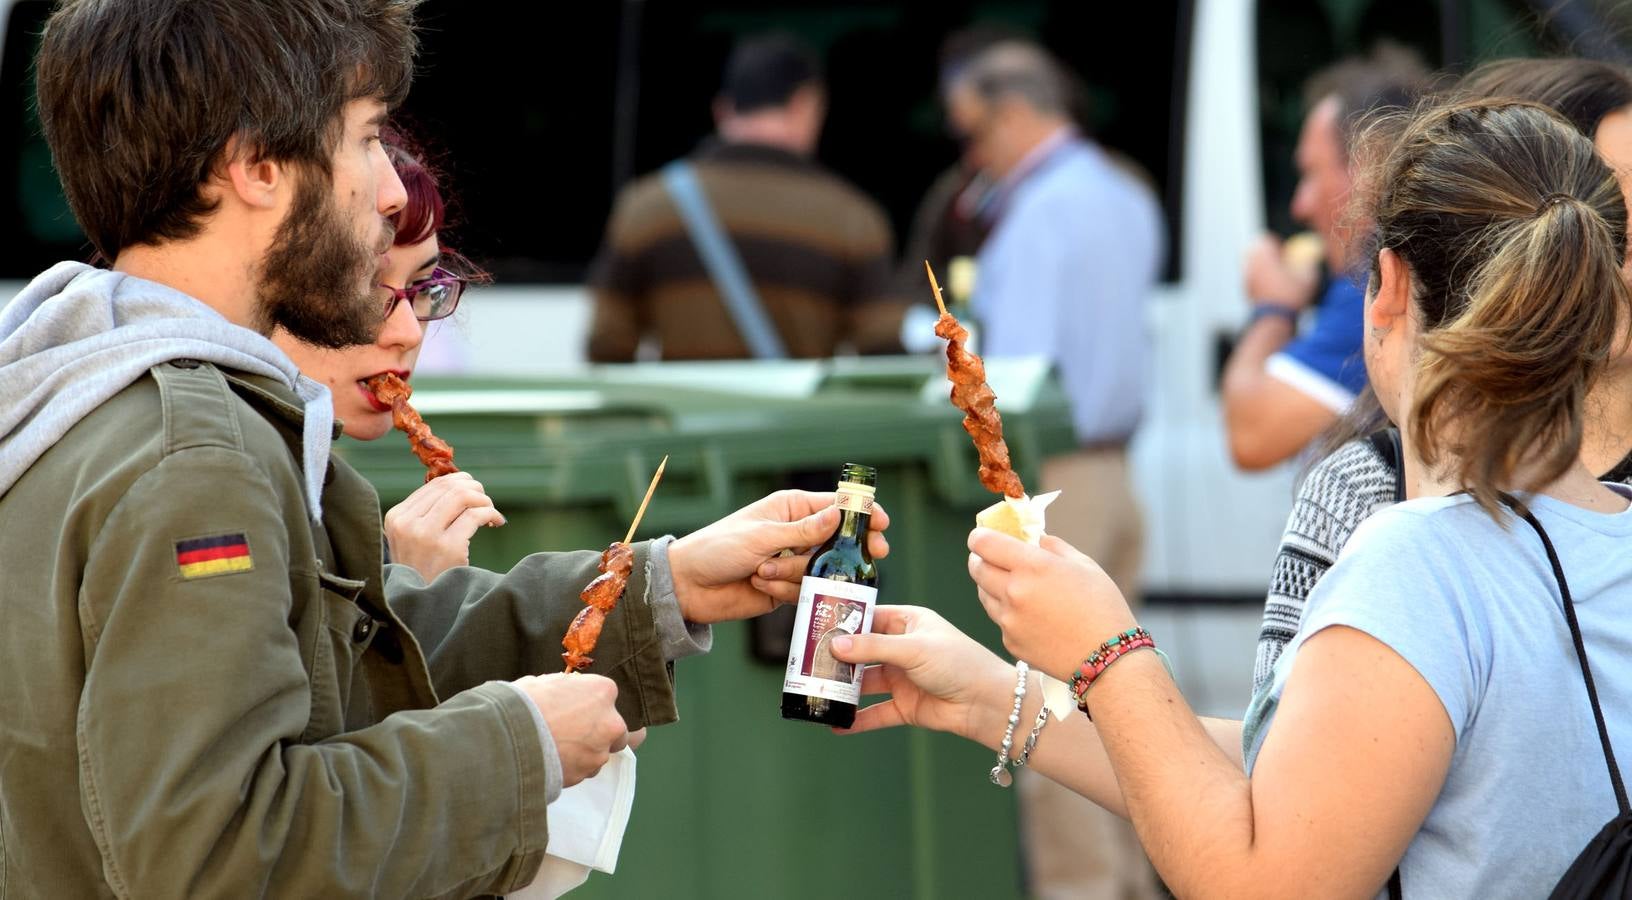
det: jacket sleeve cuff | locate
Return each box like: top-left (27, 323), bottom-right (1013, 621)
top-left (647, 535), bottom-right (713, 662)
top-left (495, 680), bottom-right (563, 804)
top-left (468, 681), bottom-right (552, 890)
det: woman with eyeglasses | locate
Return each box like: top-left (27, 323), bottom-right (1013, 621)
top-left (274, 137), bottom-right (501, 580)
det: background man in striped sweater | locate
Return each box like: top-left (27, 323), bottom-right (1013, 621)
top-left (587, 33), bottom-right (906, 362)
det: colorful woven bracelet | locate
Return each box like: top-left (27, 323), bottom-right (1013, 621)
top-left (1069, 628), bottom-right (1155, 719)
top-left (1073, 639), bottom-right (1154, 718)
top-left (1070, 628), bottom-right (1151, 685)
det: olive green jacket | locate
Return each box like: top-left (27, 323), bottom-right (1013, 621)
top-left (0, 361), bottom-right (678, 898)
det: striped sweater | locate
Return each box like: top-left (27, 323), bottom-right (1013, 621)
top-left (1253, 439), bottom-right (1404, 694)
top-left (586, 141), bottom-right (906, 361)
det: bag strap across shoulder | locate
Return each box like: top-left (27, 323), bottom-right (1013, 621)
top-left (1389, 494), bottom-right (1627, 900)
top-left (1504, 496), bottom-right (1629, 816)
top-left (660, 160), bottom-right (788, 360)
top-left (1366, 427), bottom-right (1407, 504)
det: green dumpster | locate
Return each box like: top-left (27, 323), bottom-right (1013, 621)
top-left (337, 355), bottom-right (1076, 900)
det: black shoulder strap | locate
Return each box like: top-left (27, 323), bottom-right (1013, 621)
top-left (1388, 493), bottom-right (1628, 899)
top-left (1366, 428), bottom-right (1407, 503)
top-left (1504, 495), bottom-right (1630, 817)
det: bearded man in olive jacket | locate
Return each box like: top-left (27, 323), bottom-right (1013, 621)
top-left (0, 2), bottom-right (888, 897)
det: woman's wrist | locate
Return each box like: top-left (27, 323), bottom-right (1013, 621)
top-left (1083, 644), bottom-right (1168, 720)
top-left (963, 659), bottom-right (1010, 747)
top-left (1048, 615), bottom-right (1141, 684)
top-left (968, 664), bottom-right (1047, 752)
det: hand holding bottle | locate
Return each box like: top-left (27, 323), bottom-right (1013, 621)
top-left (667, 489), bottom-right (891, 624)
top-left (826, 605), bottom-right (1015, 743)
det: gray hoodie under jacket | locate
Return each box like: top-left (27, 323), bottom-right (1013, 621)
top-left (0, 261), bottom-right (335, 518)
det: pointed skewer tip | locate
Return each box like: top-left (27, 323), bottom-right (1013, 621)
top-left (623, 455), bottom-right (668, 545)
top-left (924, 261), bottom-right (948, 316)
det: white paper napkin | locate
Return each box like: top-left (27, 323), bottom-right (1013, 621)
top-left (507, 746), bottom-right (637, 899)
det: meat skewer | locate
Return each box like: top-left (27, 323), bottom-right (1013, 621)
top-left (561, 542), bottom-right (635, 672)
top-left (929, 264), bottom-right (1077, 718)
top-left (562, 455), bottom-right (668, 672)
top-left (925, 262), bottom-right (1026, 498)
top-left (364, 373), bottom-right (458, 482)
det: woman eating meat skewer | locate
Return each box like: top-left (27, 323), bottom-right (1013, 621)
top-left (274, 131), bottom-right (891, 655)
top-left (272, 134), bottom-right (500, 581)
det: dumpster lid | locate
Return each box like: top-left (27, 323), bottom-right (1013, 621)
top-left (588, 355), bottom-right (1055, 408)
top-left (917, 356), bottom-right (1052, 409)
top-left (593, 361), bottom-right (824, 397)
top-left (411, 389), bottom-right (603, 415)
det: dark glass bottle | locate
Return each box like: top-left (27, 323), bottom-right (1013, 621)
top-left (781, 463), bottom-right (879, 728)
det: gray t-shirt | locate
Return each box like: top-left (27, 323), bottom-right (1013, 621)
top-left (1243, 487), bottom-right (1632, 898)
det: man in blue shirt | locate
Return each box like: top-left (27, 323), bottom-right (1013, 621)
top-left (1223, 48), bottom-right (1428, 470)
top-left (945, 40), bottom-right (1165, 900)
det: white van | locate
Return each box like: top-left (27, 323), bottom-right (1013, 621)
top-left (0, 0), bottom-right (1613, 702)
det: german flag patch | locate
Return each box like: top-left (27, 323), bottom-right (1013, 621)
top-left (175, 533), bottom-right (254, 579)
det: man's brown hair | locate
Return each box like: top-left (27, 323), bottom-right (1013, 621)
top-left (1305, 42), bottom-right (1433, 162)
top-left (35, 0), bottom-right (420, 259)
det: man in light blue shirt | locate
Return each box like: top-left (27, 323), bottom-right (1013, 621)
top-left (953, 56), bottom-right (1163, 448)
top-left (945, 40), bottom-right (1165, 900)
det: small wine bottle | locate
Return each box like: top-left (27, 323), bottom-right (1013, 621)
top-left (781, 463), bottom-right (879, 728)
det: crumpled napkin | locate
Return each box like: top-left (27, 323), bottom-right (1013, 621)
top-left (507, 747), bottom-right (637, 899)
top-left (975, 490), bottom-right (1061, 544)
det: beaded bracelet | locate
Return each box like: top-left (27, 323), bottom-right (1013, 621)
top-left (989, 661), bottom-right (1030, 787)
top-left (1069, 627), bottom-right (1156, 719)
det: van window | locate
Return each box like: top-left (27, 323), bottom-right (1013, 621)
top-left (400, 1), bottom-right (1191, 284)
top-left (0, 1), bottom-right (1193, 284)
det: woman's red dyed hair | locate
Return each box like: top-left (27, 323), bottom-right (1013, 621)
top-left (382, 126), bottom-right (489, 282)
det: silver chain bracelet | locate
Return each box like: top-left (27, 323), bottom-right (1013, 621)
top-left (990, 661), bottom-right (1030, 787)
top-left (1015, 703), bottom-right (1050, 768)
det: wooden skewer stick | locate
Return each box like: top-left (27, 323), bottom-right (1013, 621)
top-left (924, 260), bottom-right (948, 317)
top-left (623, 455), bottom-right (668, 545)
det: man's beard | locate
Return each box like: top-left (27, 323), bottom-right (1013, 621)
top-left (256, 171), bottom-right (385, 350)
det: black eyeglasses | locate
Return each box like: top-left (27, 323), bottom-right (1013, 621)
top-left (381, 266), bottom-right (466, 322)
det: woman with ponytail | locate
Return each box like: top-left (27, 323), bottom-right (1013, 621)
top-left (831, 99), bottom-right (1632, 898)
top-left (1252, 57), bottom-right (1632, 693)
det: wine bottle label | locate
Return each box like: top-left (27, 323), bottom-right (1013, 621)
top-left (834, 482), bottom-right (876, 514)
top-left (781, 575), bottom-right (878, 704)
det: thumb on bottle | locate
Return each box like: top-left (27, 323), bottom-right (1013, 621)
top-left (773, 504), bottom-right (839, 552)
top-left (830, 631), bottom-right (903, 667)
